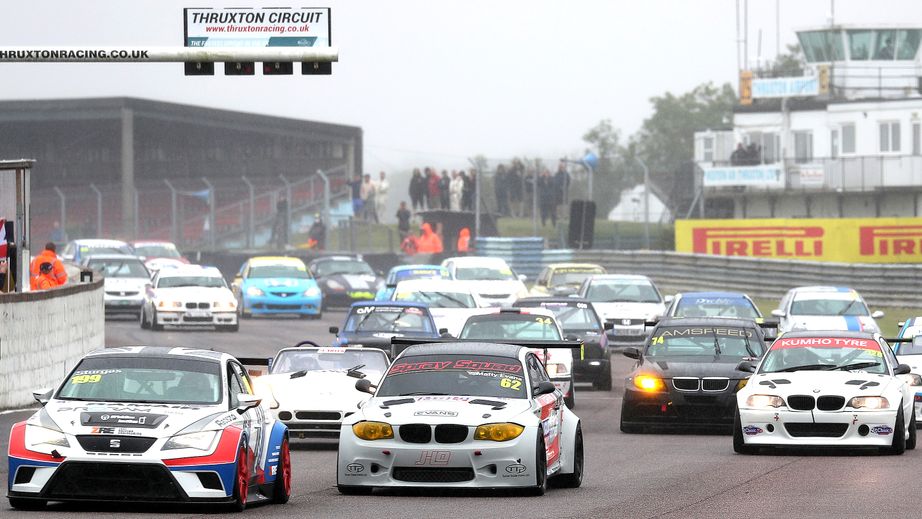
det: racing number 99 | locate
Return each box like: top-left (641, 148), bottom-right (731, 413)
top-left (500, 378), bottom-right (522, 390)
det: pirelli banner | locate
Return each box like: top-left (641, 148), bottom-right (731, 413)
top-left (675, 218), bottom-right (922, 264)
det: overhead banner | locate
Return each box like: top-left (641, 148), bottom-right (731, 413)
top-left (751, 76), bottom-right (819, 98)
top-left (184, 7), bottom-right (331, 48)
top-left (701, 165), bottom-right (785, 188)
top-left (675, 217), bottom-right (922, 264)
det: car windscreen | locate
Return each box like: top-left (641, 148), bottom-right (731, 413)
top-left (759, 337), bottom-right (885, 374)
top-left (158, 275), bottom-right (226, 289)
top-left (585, 279), bottom-right (660, 303)
top-left (344, 306), bottom-right (435, 333)
top-left (134, 244), bottom-right (181, 258)
top-left (81, 245), bottom-right (132, 256)
top-left (376, 354), bottom-right (527, 399)
top-left (271, 349), bottom-right (389, 377)
top-left (534, 303), bottom-right (601, 332)
top-left (394, 290), bottom-right (475, 308)
top-left (789, 297), bottom-right (869, 316)
top-left (56, 356), bottom-right (223, 405)
top-left (249, 264), bottom-right (311, 279)
top-left (392, 268), bottom-right (446, 284)
top-left (550, 269), bottom-right (604, 287)
top-left (646, 326), bottom-right (763, 358)
top-left (454, 266), bottom-right (515, 281)
top-left (674, 296), bottom-right (760, 319)
top-left (87, 258), bottom-right (149, 278)
top-left (314, 260), bottom-right (374, 277)
top-left (460, 316), bottom-right (562, 340)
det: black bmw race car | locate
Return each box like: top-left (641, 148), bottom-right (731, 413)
top-left (307, 255), bottom-right (384, 309)
top-left (620, 317), bottom-right (767, 433)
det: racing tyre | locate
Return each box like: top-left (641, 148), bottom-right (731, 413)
top-left (272, 437), bottom-right (292, 503)
top-left (139, 307), bottom-right (150, 329)
top-left (150, 309), bottom-right (164, 332)
top-left (526, 428), bottom-right (547, 496)
top-left (564, 378), bottom-right (576, 409)
top-left (228, 445), bottom-right (249, 512)
top-left (593, 365), bottom-right (612, 391)
top-left (886, 404), bottom-right (907, 455)
top-left (908, 412), bottom-right (917, 450)
top-left (549, 423), bottom-right (583, 489)
top-left (8, 498), bottom-right (47, 510)
top-left (732, 409), bottom-right (756, 454)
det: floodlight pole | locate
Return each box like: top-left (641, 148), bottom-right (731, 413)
top-left (467, 158), bottom-right (481, 240)
top-left (241, 176), bottom-right (255, 249)
top-left (201, 177), bottom-right (215, 250)
top-left (52, 186), bottom-right (66, 240)
top-left (89, 183), bottom-right (102, 237)
top-left (163, 179), bottom-right (178, 245)
top-left (316, 169), bottom-right (331, 227)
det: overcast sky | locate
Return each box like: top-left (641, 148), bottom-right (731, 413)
top-left (1, 0), bottom-right (920, 173)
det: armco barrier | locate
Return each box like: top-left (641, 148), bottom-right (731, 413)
top-left (0, 280), bottom-right (105, 409)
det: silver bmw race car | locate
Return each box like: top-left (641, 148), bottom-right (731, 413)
top-left (7, 346), bottom-right (290, 511)
top-left (337, 339), bottom-right (584, 495)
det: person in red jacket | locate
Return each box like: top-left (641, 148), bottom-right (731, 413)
top-left (30, 242), bottom-right (67, 290)
top-left (416, 223), bottom-right (443, 254)
top-left (457, 227), bottom-right (471, 253)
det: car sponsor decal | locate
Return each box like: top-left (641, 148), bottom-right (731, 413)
top-left (214, 414), bottom-right (237, 427)
top-left (500, 377), bottom-right (523, 391)
top-left (70, 374), bottom-right (103, 384)
top-left (415, 450), bottom-right (451, 465)
top-left (653, 327), bottom-right (754, 340)
top-left (389, 359), bottom-right (523, 375)
top-left (503, 463), bottom-right (528, 477)
top-left (871, 425), bottom-right (893, 435)
top-left (413, 410), bottom-right (459, 417)
top-left (345, 462), bottom-right (366, 475)
top-left (81, 412), bottom-right (167, 428)
top-left (743, 425), bottom-right (763, 435)
top-left (771, 337), bottom-right (879, 351)
top-left (349, 291), bottom-right (375, 299)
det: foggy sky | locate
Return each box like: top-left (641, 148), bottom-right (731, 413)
top-left (1, 0), bottom-right (920, 173)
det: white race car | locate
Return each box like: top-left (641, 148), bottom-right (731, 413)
top-left (441, 256), bottom-right (528, 307)
top-left (140, 265), bottom-right (239, 332)
top-left (7, 346), bottom-right (290, 510)
top-left (391, 278), bottom-right (493, 337)
top-left (891, 335), bottom-right (922, 425)
top-left (577, 274), bottom-right (668, 348)
top-left (337, 340), bottom-right (583, 495)
top-left (772, 286), bottom-right (883, 334)
top-left (252, 344), bottom-right (391, 440)
top-left (82, 253), bottom-right (151, 317)
top-left (734, 331), bottom-right (916, 454)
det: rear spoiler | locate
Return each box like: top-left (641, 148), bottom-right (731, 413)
top-left (760, 337), bottom-right (910, 344)
top-left (389, 337), bottom-right (584, 359)
top-left (237, 357), bottom-right (273, 377)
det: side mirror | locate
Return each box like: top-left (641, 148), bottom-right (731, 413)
top-left (771, 309), bottom-right (786, 318)
top-left (329, 326), bottom-right (340, 335)
top-left (236, 394), bottom-right (262, 414)
top-left (355, 378), bottom-right (377, 395)
top-left (564, 334), bottom-right (579, 342)
top-left (518, 274), bottom-right (527, 282)
top-left (622, 347), bottom-right (641, 360)
top-left (871, 310), bottom-right (885, 319)
top-left (438, 328), bottom-right (449, 335)
top-left (32, 388), bottom-right (53, 406)
top-left (603, 321), bottom-right (614, 331)
top-left (532, 380), bottom-right (556, 397)
top-left (894, 363), bottom-right (912, 375)
top-left (663, 295), bottom-right (674, 303)
top-left (736, 361), bottom-right (757, 373)
top-left (898, 321), bottom-right (906, 327)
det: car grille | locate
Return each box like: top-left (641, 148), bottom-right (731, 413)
top-left (391, 467), bottom-right (475, 483)
top-left (673, 378), bottom-right (699, 391)
top-left (184, 316), bottom-right (213, 322)
top-left (270, 291), bottom-right (297, 298)
top-left (105, 291), bottom-right (139, 297)
top-left (787, 395), bottom-right (816, 411)
top-left (399, 424), bottom-right (432, 444)
top-left (816, 395), bottom-right (846, 411)
top-left (184, 302), bottom-right (210, 309)
top-left (702, 378), bottom-right (730, 391)
top-left (286, 423), bottom-right (340, 432)
top-left (43, 462), bottom-right (184, 501)
top-left (607, 318), bottom-right (646, 326)
top-left (75, 435), bottom-right (156, 454)
top-left (784, 423), bottom-right (849, 438)
top-left (478, 293), bottom-right (510, 299)
top-left (295, 411), bottom-right (342, 421)
top-left (683, 395), bottom-right (719, 405)
top-left (434, 424), bottom-right (468, 444)
top-left (266, 304), bottom-right (301, 310)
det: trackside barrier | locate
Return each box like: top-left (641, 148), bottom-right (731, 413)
top-left (0, 280), bottom-right (105, 409)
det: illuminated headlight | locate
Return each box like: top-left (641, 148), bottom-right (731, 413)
top-left (745, 395), bottom-right (785, 408)
top-left (157, 300), bottom-right (182, 308)
top-left (633, 375), bottom-right (665, 392)
top-left (213, 300), bottom-right (237, 310)
top-left (246, 286), bottom-right (265, 297)
top-left (848, 396), bottom-right (890, 410)
top-left (303, 286), bottom-right (321, 297)
top-left (25, 424), bottom-right (69, 448)
top-left (326, 280), bottom-right (344, 290)
top-left (545, 363), bottom-right (569, 377)
top-left (736, 379), bottom-right (749, 391)
top-left (474, 423), bottom-right (525, 442)
top-left (352, 421), bottom-right (393, 440)
top-left (162, 430), bottom-right (218, 451)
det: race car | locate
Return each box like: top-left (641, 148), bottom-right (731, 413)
top-left (620, 318), bottom-right (767, 432)
top-left (896, 316), bottom-right (922, 342)
top-left (391, 278), bottom-right (491, 337)
top-left (232, 256), bottom-right (322, 319)
top-left (515, 297), bottom-right (613, 390)
top-left (82, 253), bottom-right (151, 318)
top-left (459, 308), bottom-right (577, 409)
top-left (253, 345), bottom-right (390, 440)
top-left (330, 301), bottom-right (442, 356)
top-left (528, 263), bottom-right (606, 297)
top-left (7, 346), bottom-right (290, 510)
top-left (734, 331), bottom-right (916, 454)
top-left (664, 292), bottom-right (763, 321)
top-left (308, 255), bottom-right (383, 308)
top-left (60, 238), bottom-right (133, 265)
top-left (374, 264), bottom-right (450, 301)
top-left (771, 286), bottom-right (883, 334)
top-left (441, 256), bottom-right (528, 307)
top-left (889, 335), bottom-right (922, 425)
top-left (337, 340), bottom-right (584, 495)
top-left (577, 274), bottom-right (669, 348)
top-left (140, 265), bottom-right (239, 332)
top-left (130, 240), bottom-right (190, 272)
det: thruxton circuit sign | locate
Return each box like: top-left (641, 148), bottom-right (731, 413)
top-left (184, 7), bottom-right (331, 48)
top-left (675, 217), bottom-right (922, 264)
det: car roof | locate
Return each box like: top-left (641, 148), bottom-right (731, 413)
top-left (657, 317), bottom-right (760, 329)
top-left (398, 342), bottom-right (524, 360)
top-left (471, 308), bottom-right (557, 320)
top-left (587, 274), bottom-right (653, 282)
top-left (132, 241), bottom-right (177, 247)
top-left (310, 255), bottom-right (363, 263)
top-left (84, 253), bottom-right (144, 261)
top-left (546, 263), bottom-right (605, 270)
top-left (444, 256), bottom-right (510, 266)
top-left (791, 286), bottom-right (856, 294)
top-left (394, 279), bottom-right (473, 291)
top-left (677, 291), bottom-right (751, 299)
top-left (249, 256), bottom-right (306, 265)
top-left (349, 300), bottom-right (430, 310)
top-left (72, 239), bottom-right (130, 247)
top-left (158, 265), bottom-right (222, 277)
top-left (84, 346), bottom-right (228, 363)
top-left (515, 296), bottom-right (593, 305)
top-left (779, 330), bottom-right (878, 340)
top-left (390, 264), bottom-right (444, 272)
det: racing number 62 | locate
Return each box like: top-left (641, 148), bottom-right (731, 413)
top-left (500, 378), bottom-right (522, 390)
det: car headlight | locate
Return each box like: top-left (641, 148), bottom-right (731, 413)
top-left (246, 286), bottom-right (265, 297)
top-left (157, 301), bottom-right (183, 308)
top-left (352, 421), bottom-right (393, 440)
top-left (25, 424), bottom-right (69, 448)
top-left (474, 423), bottom-right (525, 442)
top-left (326, 280), bottom-right (344, 290)
top-left (746, 394), bottom-right (786, 408)
top-left (545, 363), bottom-right (569, 377)
top-left (633, 375), bottom-right (665, 392)
top-left (213, 300), bottom-right (237, 310)
top-left (162, 430), bottom-right (218, 451)
top-left (736, 379), bottom-right (749, 391)
top-left (303, 286), bottom-right (321, 297)
top-left (847, 396), bottom-right (890, 409)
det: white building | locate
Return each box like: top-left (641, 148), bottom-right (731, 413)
top-left (693, 25), bottom-right (922, 219)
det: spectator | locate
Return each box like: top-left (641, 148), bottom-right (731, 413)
top-left (271, 195), bottom-right (289, 248)
top-left (449, 171), bottom-right (464, 211)
top-left (416, 222), bottom-right (443, 254)
top-left (35, 262), bottom-right (58, 290)
top-left (457, 227), bottom-right (471, 253)
top-left (30, 242), bottom-right (67, 290)
top-left (494, 164), bottom-right (508, 216)
top-left (409, 169), bottom-right (425, 210)
top-left (307, 214), bottom-right (326, 250)
top-left (729, 143), bottom-right (745, 166)
top-left (508, 160), bottom-right (524, 216)
top-left (361, 173), bottom-right (378, 222)
top-left (427, 169), bottom-right (441, 209)
top-left (462, 170), bottom-right (476, 211)
top-left (396, 201), bottom-right (412, 241)
top-left (348, 173), bottom-right (364, 216)
top-left (538, 169), bottom-right (557, 227)
top-left (554, 162), bottom-right (571, 211)
top-left (376, 171), bottom-right (390, 222)
top-left (439, 170), bottom-right (451, 209)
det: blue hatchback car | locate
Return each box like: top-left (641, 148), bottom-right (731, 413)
top-left (374, 264), bottom-right (450, 301)
top-left (232, 256), bottom-right (323, 319)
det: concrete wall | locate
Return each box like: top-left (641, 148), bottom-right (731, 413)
top-left (0, 281), bottom-right (104, 409)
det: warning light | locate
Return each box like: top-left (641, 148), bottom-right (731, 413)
top-left (225, 62), bottom-right (255, 76)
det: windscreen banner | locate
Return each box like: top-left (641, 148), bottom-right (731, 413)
top-left (184, 7), bottom-right (331, 47)
top-left (675, 217), bottom-right (922, 264)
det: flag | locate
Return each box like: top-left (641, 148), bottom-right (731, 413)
top-left (0, 219), bottom-right (7, 258)
top-left (178, 188), bottom-right (211, 203)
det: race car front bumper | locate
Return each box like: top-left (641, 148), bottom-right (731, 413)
top-left (621, 384), bottom-right (738, 428)
top-left (104, 294), bottom-right (144, 315)
top-left (156, 310), bottom-right (237, 327)
top-left (245, 293), bottom-right (321, 316)
top-left (738, 408), bottom-right (900, 447)
top-left (277, 409), bottom-right (346, 439)
top-left (338, 425), bottom-right (540, 489)
top-left (605, 323), bottom-right (648, 348)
